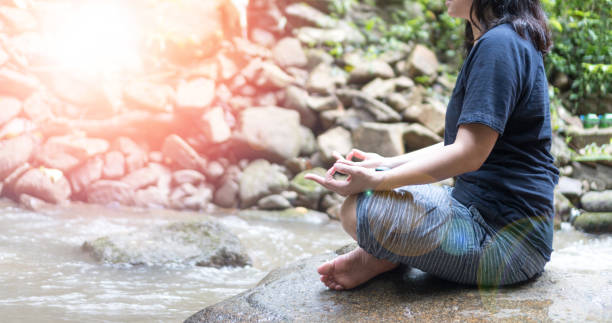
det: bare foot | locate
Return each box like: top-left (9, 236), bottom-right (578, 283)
top-left (317, 247), bottom-right (398, 290)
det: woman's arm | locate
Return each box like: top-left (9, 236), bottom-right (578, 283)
top-left (384, 142), bottom-right (444, 168)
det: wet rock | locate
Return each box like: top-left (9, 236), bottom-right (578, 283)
top-left (123, 81), bottom-right (172, 113)
top-left (238, 207), bottom-right (329, 224)
top-left (87, 180), bottom-right (135, 206)
top-left (102, 151), bottom-right (126, 179)
top-left (257, 194), bottom-right (292, 210)
top-left (176, 78), bottom-right (216, 114)
top-left (272, 37), bottom-right (307, 68)
top-left (403, 123), bottom-right (443, 151)
top-left (353, 122), bottom-right (406, 157)
top-left (336, 89), bottom-right (401, 123)
top-left (69, 157), bottom-right (103, 195)
top-left (0, 135), bottom-right (35, 181)
top-left (172, 169), bottom-right (206, 186)
top-left (317, 126), bottom-right (352, 163)
top-left (200, 106), bottom-right (231, 144)
top-left (162, 134), bottom-right (207, 172)
top-left (556, 176), bottom-right (583, 201)
top-left (0, 68), bottom-right (39, 99)
top-left (13, 168), bottom-right (71, 204)
top-left (239, 159), bottom-right (288, 208)
top-left (573, 212), bottom-right (612, 233)
top-left (402, 44), bottom-right (439, 78)
top-left (0, 96), bottom-right (21, 126)
top-left (580, 191), bottom-right (612, 212)
top-left (290, 168), bottom-right (329, 210)
top-left (82, 221), bottom-right (251, 267)
top-left (284, 85), bottom-right (317, 128)
top-left (348, 60), bottom-right (394, 84)
top-left (234, 107), bottom-right (302, 162)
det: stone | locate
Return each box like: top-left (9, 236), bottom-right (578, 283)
top-left (0, 135), bottom-right (35, 181)
top-left (317, 126), bottom-right (353, 163)
top-left (69, 157), bottom-right (103, 194)
top-left (566, 127), bottom-right (612, 149)
top-left (251, 28), bottom-right (276, 48)
top-left (162, 134), bottom-right (207, 172)
top-left (202, 160), bottom-right (225, 182)
top-left (572, 212), bottom-right (612, 234)
top-left (304, 49), bottom-right (334, 71)
top-left (200, 106), bottom-right (231, 143)
top-left (172, 169), bottom-right (206, 186)
top-left (306, 63), bottom-right (346, 94)
top-left (18, 193), bottom-right (48, 212)
top-left (102, 151), bottom-right (125, 179)
top-left (307, 95), bottom-right (338, 112)
top-left (235, 107), bottom-right (302, 162)
top-left (299, 126), bottom-right (317, 156)
top-left (290, 168), bottom-right (329, 210)
top-left (257, 194), bottom-right (292, 210)
top-left (217, 53), bottom-right (238, 81)
top-left (255, 62), bottom-right (295, 89)
top-left (570, 162), bottom-right (612, 191)
top-left (556, 176), bottom-right (583, 201)
top-left (285, 157), bottom-right (312, 175)
top-left (181, 185), bottom-right (214, 211)
top-left (348, 60), bottom-right (394, 84)
top-left (214, 177), bottom-right (240, 209)
top-left (45, 135), bottom-right (110, 160)
top-left (284, 2), bottom-right (337, 28)
top-left (403, 44), bottom-right (439, 78)
top-left (554, 190), bottom-right (573, 222)
top-left (239, 159), bottom-right (288, 208)
top-left (122, 164), bottom-right (169, 190)
top-left (415, 99), bottom-right (446, 135)
top-left (238, 207), bottom-right (329, 225)
top-left (361, 78), bottom-right (398, 99)
top-left (580, 191), bottom-right (612, 212)
top-left (1, 162), bottom-right (30, 198)
top-left (35, 147), bottom-right (81, 174)
top-left (0, 117), bottom-right (33, 140)
top-left (403, 124), bottom-right (443, 151)
top-left (82, 221), bottom-right (251, 267)
top-left (272, 37), bottom-right (307, 68)
top-left (0, 6), bottom-right (37, 33)
top-left (22, 92), bottom-right (57, 124)
top-left (353, 122), bottom-right (407, 157)
top-left (87, 180), bottom-right (134, 206)
top-left (284, 85), bottom-right (317, 128)
top-left (550, 134), bottom-right (572, 166)
top-left (336, 89), bottom-right (401, 123)
top-left (113, 137), bottom-right (147, 173)
top-left (176, 78), bottom-right (216, 113)
top-left (13, 168), bottom-right (71, 204)
top-left (0, 68), bottom-right (39, 99)
top-left (134, 186), bottom-right (170, 209)
top-left (296, 26), bottom-right (365, 45)
top-left (0, 96), bottom-right (21, 126)
top-left (123, 81), bottom-right (172, 113)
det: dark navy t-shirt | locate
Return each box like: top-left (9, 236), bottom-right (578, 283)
top-left (444, 24), bottom-right (559, 259)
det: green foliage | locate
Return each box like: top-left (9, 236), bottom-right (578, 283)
top-left (543, 0), bottom-right (612, 113)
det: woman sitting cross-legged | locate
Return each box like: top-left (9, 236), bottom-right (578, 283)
top-left (305, 0), bottom-right (559, 290)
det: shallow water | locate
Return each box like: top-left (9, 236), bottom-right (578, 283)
top-left (0, 200), bottom-right (352, 322)
top-left (0, 200), bottom-right (610, 322)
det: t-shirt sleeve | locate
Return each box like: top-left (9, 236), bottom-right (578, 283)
top-left (458, 37), bottom-right (520, 135)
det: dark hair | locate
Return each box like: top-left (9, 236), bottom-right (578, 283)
top-left (465, 0), bottom-right (552, 54)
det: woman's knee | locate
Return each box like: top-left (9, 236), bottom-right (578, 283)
top-left (339, 194), bottom-right (358, 222)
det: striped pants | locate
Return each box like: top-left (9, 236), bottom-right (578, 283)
top-left (356, 185), bottom-right (548, 286)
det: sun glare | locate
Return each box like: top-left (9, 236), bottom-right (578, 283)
top-left (43, 1), bottom-right (142, 77)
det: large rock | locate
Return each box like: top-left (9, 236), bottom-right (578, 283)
top-left (0, 135), bottom-right (35, 181)
top-left (272, 37), bottom-right (307, 68)
top-left (162, 134), bottom-right (207, 172)
top-left (402, 123), bottom-right (443, 151)
top-left (290, 168), bottom-right (329, 210)
top-left (284, 2), bottom-right (337, 28)
top-left (567, 126), bottom-right (612, 149)
top-left (122, 164), bottom-right (169, 190)
top-left (69, 157), bottom-right (104, 195)
top-left (404, 99), bottom-right (446, 135)
top-left (176, 78), bottom-right (216, 113)
top-left (570, 161), bottom-right (612, 191)
top-left (580, 191), bottom-right (612, 212)
top-left (317, 126), bottom-right (353, 162)
top-left (306, 63), bottom-right (347, 94)
top-left (348, 60), bottom-right (394, 84)
top-left (234, 107), bottom-right (302, 162)
top-left (556, 176), bottom-right (583, 200)
top-left (239, 159), bottom-right (288, 207)
top-left (572, 212), bottom-right (612, 233)
top-left (0, 96), bottom-right (22, 126)
top-left (82, 221), bottom-right (251, 267)
top-left (87, 180), bottom-right (135, 206)
top-left (102, 151), bottom-right (126, 179)
top-left (352, 122), bottom-right (406, 157)
top-left (336, 89), bottom-right (401, 123)
top-left (199, 106), bottom-right (231, 144)
top-left (13, 168), bottom-right (71, 204)
top-left (284, 85), bottom-right (317, 128)
top-left (112, 137), bottom-right (147, 173)
top-left (186, 243), bottom-right (605, 323)
top-left (403, 44), bottom-right (439, 78)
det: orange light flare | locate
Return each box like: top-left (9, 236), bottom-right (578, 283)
top-left (41, 1), bottom-right (144, 79)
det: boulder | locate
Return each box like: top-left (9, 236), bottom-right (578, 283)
top-left (214, 176), bottom-right (240, 209)
top-left (336, 89), bottom-right (401, 123)
top-left (361, 78), bottom-right (398, 99)
top-left (174, 184), bottom-right (213, 211)
top-left (87, 180), bottom-right (135, 206)
top-left (580, 191), bottom-right (612, 212)
top-left (1, 162), bottom-right (30, 198)
top-left (352, 122), bottom-right (406, 157)
top-left (82, 221), bottom-right (251, 267)
top-left (22, 92), bottom-right (57, 124)
top-left (0, 96), bottom-right (21, 126)
top-left (238, 207), bottom-right (329, 224)
top-left (199, 106), bottom-right (232, 144)
top-left (234, 107), bottom-right (302, 162)
top-left (257, 194), bottom-right (292, 210)
top-left (556, 176), bottom-right (583, 202)
top-left (272, 37), bottom-right (307, 68)
top-left (405, 99), bottom-right (446, 135)
top-left (402, 123), bottom-right (443, 151)
top-left (572, 212), bottom-right (612, 233)
top-left (239, 159), bottom-right (288, 207)
top-left (306, 63), bottom-right (346, 94)
top-left (45, 135), bottom-right (110, 161)
top-left (348, 60), bottom-right (395, 84)
top-left (176, 78), bottom-right (216, 113)
top-left (290, 168), bottom-right (329, 210)
top-left (0, 135), bottom-right (36, 181)
top-left (69, 157), bottom-right (104, 194)
top-left (123, 81), bottom-right (172, 113)
top-left (13, 168), bottom-right (71, 204)
top-left (403, 44), bottom-right (439, 78)
top-left (284, 85), bottom-right (317, 128)
top-left (162, 134), bottom-right (207, 172)
top-left (284, 2), bottom-right (337, 28)
top-left (0, 68), bottom-right (39, 99)
top-left (18, 193), bottom-right (48, 212)
top-left (317, 126), bottom-right (353, 163)
top-left (102, 151), bottom-right (126, 179)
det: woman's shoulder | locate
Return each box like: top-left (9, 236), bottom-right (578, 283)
top-left (478, 23), bottom-right (537, 54)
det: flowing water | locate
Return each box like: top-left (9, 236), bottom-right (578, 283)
top-left (0, 199), bottom-right (610, 322)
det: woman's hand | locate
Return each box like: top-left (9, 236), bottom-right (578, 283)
top-left (335, 148), bottom-right (388, 169)
top-left (304, 162), bottom-right (384, 197)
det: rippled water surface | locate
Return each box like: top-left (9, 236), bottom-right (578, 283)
top-left (0, 200), bottom-right (352, 322)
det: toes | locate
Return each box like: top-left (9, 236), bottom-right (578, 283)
top-left (317, 261), bottom-right (334, 276)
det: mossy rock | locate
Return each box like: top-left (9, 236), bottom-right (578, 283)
top-left (572, 212), bottom-right (612, 234)
top-left (82, 221), bottom-right (251, 267)
top-left (290, 167), bottom-right (328, 196)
